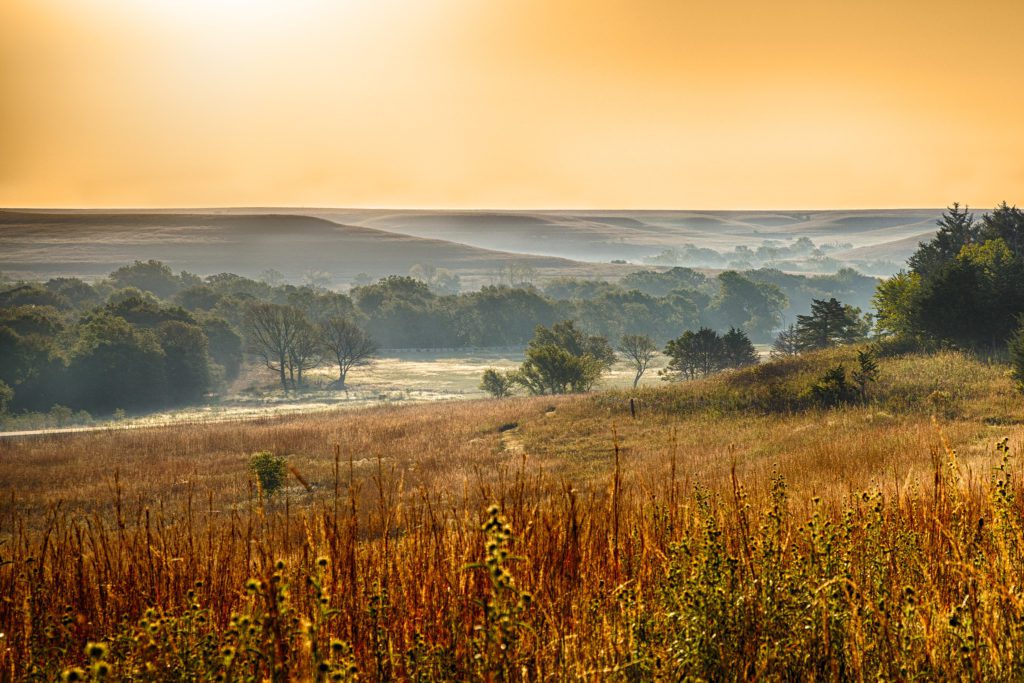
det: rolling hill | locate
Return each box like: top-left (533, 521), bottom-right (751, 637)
top-left (0, 210), bottom-right (602, 285)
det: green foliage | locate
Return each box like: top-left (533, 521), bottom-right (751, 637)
top-left (157, 321), bottom-right (211, 405)
top-left (249, 451), bottom-right (288, 497)
top-left (851, 348), bottom-right (879, 401)
top-left (108, 260), bottom-right (186, 299)
top-left (710, 270), bottom-right (787, 341)
top-left (795, 297), bottom-right (869, 350)
top-left (514, 343), bottom-right (604, 395)
top-left (479, 368), bottom-right (515, 398)
top-left (907, 202), bottom-right (980, 276)
top-left (68, 312), bottom-right (167, 414)
top-left (879, 201), bottom-right (1024, 349)
top-left (662, 327), bottom-right (757, 381)
top-left (0, 283), bottom-right (70, 310)
top-left (466, 505), bottom-right (532, 679)
top-left (722, 327), bottom-right (759, 367)
top-left (512, 321), bottom-right (612, 394)
top-left (58, 567), bottom-right (357, 681)
top-left (808, 364), bottom-right (857, 408)
top-left (197, 315), bottom-right (242, 381)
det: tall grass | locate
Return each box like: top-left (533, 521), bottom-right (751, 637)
top-left (0, 349), bottom-right (1021, 680)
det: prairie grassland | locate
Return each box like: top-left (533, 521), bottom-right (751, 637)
top-left (0, 348), bottom-right (1022, 680)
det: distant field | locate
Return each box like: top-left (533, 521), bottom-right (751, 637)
top-left (0, 349), bottom-right (675, 437)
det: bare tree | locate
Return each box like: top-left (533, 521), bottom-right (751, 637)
top-left (618, 334), bottom-right (657, 387)
top-left (287, 317), bottom-right (322, 388)
top-left (245, 302), bottom-right (308, 391)
top-left (320, 317), bottom-right (377, 388)
top-left (771, 323), bottom-right (800, 358)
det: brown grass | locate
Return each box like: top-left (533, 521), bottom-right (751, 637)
top-left (0, 348), bottom-right (1022, 679)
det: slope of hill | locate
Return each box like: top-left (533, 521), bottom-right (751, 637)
top-left (0, 208), bottom-right (944, 284)
top-left (0, 210), bottom-right (597, 285)
top-left (312, 208), bottom-right (943, 264)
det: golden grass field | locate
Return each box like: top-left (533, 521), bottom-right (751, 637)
top-left (1, 347), bottom-right (1022, 680)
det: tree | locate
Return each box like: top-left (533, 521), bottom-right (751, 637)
top-left (872, 272), bottom-right (922, 338)
top-left (710, 271), bottom-right (786, 341)
top-left (531, 320), bottom-right (616, 371)
top-left (979, 202), bottom-right (1024, 258)
top-left (771, 324), bottom-right (800, 358)
top-left (0, 284), bottom-right (70, 310)
top-left (286, 317), bottom-right (322, 389)
top-left (908, 203), bottom-right (980, 277)
top-left (722, 328), bottom-right (759, 368)
top-left (794, 298), bottom-right (867, 350)
top-left (244, 303), bottom-right (308, 391)
top-left (108, 260), bottom-right (183, 299)
top-left (618, 334), bottom-right (657, 387)
top-left (157, 321), bottom-right (211, 405)
top-left (851, 349), bottom-right (879, 402)
top-left (67, 312), bottom-right (167, 413)
top-left (512, 322), bottom-right (611, 395)
top-left (878, 201), bottom-right (1024, 350)
top-left (513, 344), bottom-right (604, 395)
top-left (199, 316), bottom-right (243, 380)
top-left (320, 317), bottom-right (377, 388)
top-left (662, 328), bottom-right (726, 380)
top-left (480, 369), bottom-right (515, 398)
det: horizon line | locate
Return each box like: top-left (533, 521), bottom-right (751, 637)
top-left (0, 204), bottom-right (957, 213)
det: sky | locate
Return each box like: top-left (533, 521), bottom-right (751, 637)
top-left (1, 0), bottom-right (1023, 210)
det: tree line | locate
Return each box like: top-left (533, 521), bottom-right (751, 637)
top-left (0, 256), bottom-right (879, 417)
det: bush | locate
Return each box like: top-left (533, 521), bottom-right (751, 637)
top-left (249, 451), bottom-right (287, 497)
top-left (808, 365), bottom-right (857, 408)
top-left (480, 369), bottom-right (515, 398)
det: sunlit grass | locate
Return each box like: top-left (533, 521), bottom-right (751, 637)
top-left (1, 347), bottom-right (1022, 679)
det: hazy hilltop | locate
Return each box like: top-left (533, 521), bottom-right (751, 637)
top-left (0, 208), bottom-right (941, 285)
top-left (311, 207), bottom-right (942, 267)
top-left (0, 210), bottom-right (594, 285)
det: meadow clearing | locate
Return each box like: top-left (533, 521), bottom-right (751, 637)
top-left (0, 347), bottom-right (1022, 680)
top-left (0, 349), bottom-right (673, 438)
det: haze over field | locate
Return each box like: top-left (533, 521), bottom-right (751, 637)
top-left (0, 207), bottom-right (940, 284)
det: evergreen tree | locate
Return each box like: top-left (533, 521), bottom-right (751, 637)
top-left (795, 298), bottom-right (866, 350)
top-left (722, 327), bottom-right (759, 367)
top-left (908, 203), bottom-right (979, 277)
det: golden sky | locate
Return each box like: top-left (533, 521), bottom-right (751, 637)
top-left (2, 0), bottom-right (1023, 209)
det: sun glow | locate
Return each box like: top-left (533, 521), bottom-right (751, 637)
top-left (2, 0), bottom-right (1023, 209)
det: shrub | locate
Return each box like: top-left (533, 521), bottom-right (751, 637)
top-left (249, 451), bottom-right (287, 497)
top-left (480, 369), bottom-right (515, 398)
top-left (808, 365), bottom-right (857, 408)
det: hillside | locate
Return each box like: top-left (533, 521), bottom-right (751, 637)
top-left (313, 208), bottom-right (943, 265)
top-left (0, 210), bottom-right (607, 285)
top-left (0, 208), bottom-right (941, 286)
top-left (2, 348), bottom-right (1022, 678)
